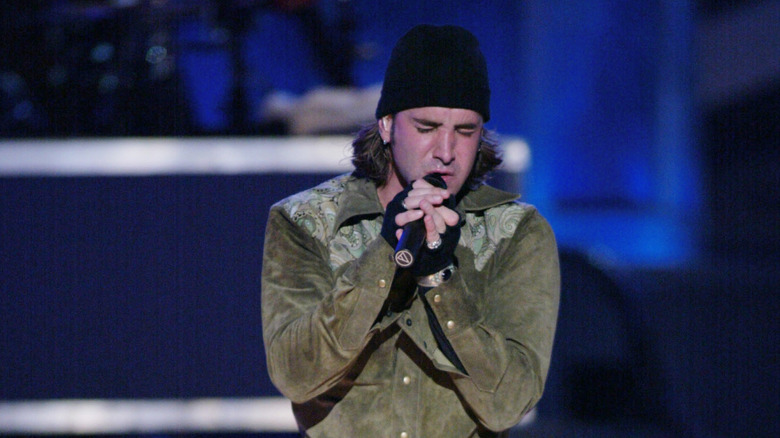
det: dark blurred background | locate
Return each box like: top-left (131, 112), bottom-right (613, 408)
top-left (1, 0), bottom-right (777, 437)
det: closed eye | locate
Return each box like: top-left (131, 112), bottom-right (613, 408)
top-left (412, 117), bottom-right (440, 133)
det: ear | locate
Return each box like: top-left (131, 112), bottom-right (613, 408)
top-left (378, 115), bottom-right (393, 144)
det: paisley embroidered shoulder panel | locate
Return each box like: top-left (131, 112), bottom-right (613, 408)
top-left (278, 175), bottom-right (533, 272)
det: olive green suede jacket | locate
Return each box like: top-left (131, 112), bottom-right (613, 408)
top-left (261, 174), bottom-right (560, 437)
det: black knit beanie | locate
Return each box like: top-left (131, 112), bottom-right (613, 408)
top-left (375, 24), bottom-right (490, 122)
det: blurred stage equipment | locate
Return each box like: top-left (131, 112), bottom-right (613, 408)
top-left (0, 0), bottom-right (357, 137)
top-left (1, 0), bottom-right (204, 136)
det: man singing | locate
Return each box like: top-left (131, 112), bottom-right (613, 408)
top-left (261, 24), bottom-right (560, 437)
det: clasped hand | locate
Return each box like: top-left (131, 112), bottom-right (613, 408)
top-left (381, 176), bottom-right (461, 277)
top-left (394, 178), bottom-right (460, 246)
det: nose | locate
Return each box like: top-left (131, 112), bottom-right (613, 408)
top-left (433, 130), bottom-right (456, 164)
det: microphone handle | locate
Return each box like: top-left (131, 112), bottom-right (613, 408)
top-left (394, 219), bottom-right (425, 268)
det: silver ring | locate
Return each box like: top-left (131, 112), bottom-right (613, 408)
top-left (402, 200), bottom-right (408, 210)
top-left (426, 237), bottom-right (442, 250)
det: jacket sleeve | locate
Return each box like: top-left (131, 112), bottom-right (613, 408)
top-left (261, 205), bottom-right (396, 403)
top-left (427, 208), bottom-right (560, 431)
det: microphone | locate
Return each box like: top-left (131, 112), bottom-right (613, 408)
top-left (394, 173), bottom-right (447, 268)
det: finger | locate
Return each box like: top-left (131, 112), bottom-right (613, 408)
top-left (423, 214), bottom-right (441, 244)
top-left (403, 196), bottom-right (440, 211)
top-left (412, 179), bottom-right (451, 196)
top-left (436, 206), bottom-right (460, 227)
top-left (419, 198), bottom-right (459, 227)
top-left (419, 200), bottom-right (447, 235)
top-left (395, 208), bottom-right (424, 226)
top-left (411, 187), bottom-right (450, 199)
top-left (405, 190), bottom-right (448, 209)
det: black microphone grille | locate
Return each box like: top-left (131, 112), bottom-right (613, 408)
top-left (422, 173), bottom-right (447, 189)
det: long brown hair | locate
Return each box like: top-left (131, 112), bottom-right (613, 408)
top-left (351, 122), bottom-right (503, 190)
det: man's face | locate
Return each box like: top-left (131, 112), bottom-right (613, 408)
top-left (379, 107), bottom-right (483, 198)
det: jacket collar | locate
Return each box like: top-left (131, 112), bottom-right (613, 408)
top-left (458, 183), bottom-right (521, 212)
top-left (333, 175), bottom-right (385, 230)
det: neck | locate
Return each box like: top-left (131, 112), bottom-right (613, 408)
top-left (376, 167), bottom-right (405, 209)
top-left (377, 182), bottom-right (403, 210)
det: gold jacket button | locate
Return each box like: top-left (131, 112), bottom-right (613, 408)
top-left (378, 279), bottom-right (386, 288)
top-left (402, 376), bottom-right (411, 385)
top-left (446, 320), bottom-right (455, 330)
top-left (400, 433), bottom-right (409, 438)
top-left (433, 294), bottom-right (442, 303)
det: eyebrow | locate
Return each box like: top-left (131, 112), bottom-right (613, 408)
top-left (411, 117), bottom-right (479, 130)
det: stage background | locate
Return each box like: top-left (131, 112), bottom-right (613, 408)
top-left (1, 0), bottom-right (778, 437)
